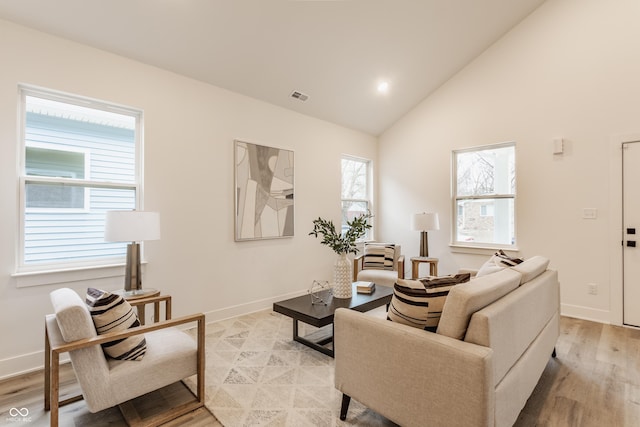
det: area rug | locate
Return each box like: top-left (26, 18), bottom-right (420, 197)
top-left (187, 308), bottom-right (397, 427)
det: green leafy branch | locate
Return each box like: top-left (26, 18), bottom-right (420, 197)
top-left (309, 212), bottom-right (372, 255)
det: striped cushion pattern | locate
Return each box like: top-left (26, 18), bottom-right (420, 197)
top-left (363, 243), bottom-right (395, 270)
top-left (388, 278), bottom-right (429, 329)
top-left (419, 273), bottom-right (471, 330)
top-left (86, 288), bottom-right (146, 361)
top-left (387, 274), bottom-right (471, 331)
top-left (495, 249), bottom-right (524, 267)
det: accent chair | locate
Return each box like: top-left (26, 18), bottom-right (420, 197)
top-left (44, 288), bottom-right (205, 427)
top-left (353, 242), bottom-right (405, 287)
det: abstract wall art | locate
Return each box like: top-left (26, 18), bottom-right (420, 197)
top-left (235, 140), bottom-right (294, 240)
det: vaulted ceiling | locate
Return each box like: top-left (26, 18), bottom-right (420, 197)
top-left (0, 0), bottom-right (546, 135)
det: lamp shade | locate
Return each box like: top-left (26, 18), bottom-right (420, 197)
top-left (411, 212), bottom-right (440, 232)
top-left (104, 211), bottom-right (161, 242)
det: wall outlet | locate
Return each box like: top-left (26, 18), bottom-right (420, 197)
top-left (588, 283), bottom-right (598, 295)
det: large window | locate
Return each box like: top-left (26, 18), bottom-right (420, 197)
top-left (18, 87), bottom-right (142, 272)
top-left (452, 142), bottom-right (516, 248)
top-left (341, 156), bottom-right (371, 239)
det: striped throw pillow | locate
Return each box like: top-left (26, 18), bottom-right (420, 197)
top-left (387, 278), bottom-right (429, 329)
top-left (363, 243), bottom-right (395, 270)
top-left (86, 288), bottom-right (146, 361)
top-left (419, 273), bottom-right (471, 331)
top-left (387, 274), bottom-right (471, 331)
top-left (495, 250), bottom-right (524, 267)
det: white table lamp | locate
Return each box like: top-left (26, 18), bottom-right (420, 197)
top-left (105, 210), bottom-right (160, 292)
top-left (411, 212), bottom-right (439, 257)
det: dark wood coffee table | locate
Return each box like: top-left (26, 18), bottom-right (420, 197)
top-left (273, 283), bottom-right (393, 357)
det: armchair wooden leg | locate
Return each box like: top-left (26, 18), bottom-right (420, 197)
top-left (50, 350), bottom-right (60, 427)
top-left (340, 394), bottom-right (351, 421)
top-left (197, 316), bottom-right (205, 403)
top-left (45, 321), bottom-right (84, 426)
top-left (44, 324), bottom-right (51, 411)
top-left (44, 323), bottom-right (61, 426)
top-left (552, 347), bottom-right (557, 358)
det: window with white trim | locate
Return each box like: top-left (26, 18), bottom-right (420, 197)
top-left (341, 156), bottom-right (371, 240)
top-left (452, 142), bottom-right (516, 248)
top-left (18, 87), bottom-right (142, 272)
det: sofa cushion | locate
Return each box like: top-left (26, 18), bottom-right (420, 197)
top-left (86, 288), bottom-right (147, 361)
top-left (436, 268), bottom-right (522, 340)
top-left (387, 279), bottom-right (429, 329)
top-left (108, 327), bottom-right (197, 406)
top-left (357, 268), bottom-right (399, 288)
top-left (511, 256), bottom-right (550, 284)
top-left (476, 250), bottom-right (523, 277)
top-left (363, 243), bottom-right (395, 270)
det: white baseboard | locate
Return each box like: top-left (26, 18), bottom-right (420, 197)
top-left (0, 289), bottom-right (308, 381)
top-left (561, 303), bottom-right (611, 324)
top-left (203, 288), bottom-right (308, 324)
top-left (0, 350), bottom-right (71, 381)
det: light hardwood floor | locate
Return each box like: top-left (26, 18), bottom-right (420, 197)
top-left (1, 316), bottom-right (639, 426)
top-left (0, 363), bottom-right (220, 426)
top-left (515, 316), bottom-right (640, 426)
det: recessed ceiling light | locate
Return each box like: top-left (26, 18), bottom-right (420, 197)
top-left (377, 81), bottom-right (390, 94)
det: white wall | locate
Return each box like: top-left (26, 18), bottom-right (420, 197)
top-left (0, 20), bottom-right (377, 378)
top-left (378, 0), bottom-right (640, 325)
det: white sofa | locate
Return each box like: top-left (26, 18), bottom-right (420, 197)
top-left (334, 256), bottom-right (559, 427)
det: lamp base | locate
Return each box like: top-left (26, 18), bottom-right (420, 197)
top-left (125, 242), bottom-right (142, 292)
top-left (419, 231), bottom-right (429, 258)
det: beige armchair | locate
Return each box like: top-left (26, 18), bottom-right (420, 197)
top-left (353, 243), bottom-right (405, 287)
top-left (44, 288), bottom-right (205, 427)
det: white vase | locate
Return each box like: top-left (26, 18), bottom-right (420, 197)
top-left (333, 253), bottom-right (352, 298)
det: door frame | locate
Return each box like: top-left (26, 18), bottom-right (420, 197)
top-left (610, 132), bottom-right (640, 326)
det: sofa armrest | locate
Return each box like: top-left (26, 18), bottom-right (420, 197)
top-left (48, 313), bottom-right (204, 353)
top-left (334, 308), bottom-right (494, 427)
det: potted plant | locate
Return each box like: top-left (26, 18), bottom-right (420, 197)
top-left (309, 212), bottom-right (372, 298)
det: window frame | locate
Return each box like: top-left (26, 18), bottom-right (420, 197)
top-left (24, 143), bottom-right (91, 213)
top-left (17, 85), bottom-right (144, 274)
top-left (451, 141), bottom-right (516, 250)
top-left (341, 155), bottom-right (373, 241)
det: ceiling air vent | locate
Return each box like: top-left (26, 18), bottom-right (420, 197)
top-left (290, 90), bottom-right (309, 102)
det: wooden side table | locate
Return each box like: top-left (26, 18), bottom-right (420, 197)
top-left (411, 257), bottom-right (439, 278)
top-left (114, 289), bottom-right (169, 324)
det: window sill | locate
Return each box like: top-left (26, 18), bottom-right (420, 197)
top-left (12, 262), bottom-right (143, 288)
top-left (449, 244), bottom-right (520, 256)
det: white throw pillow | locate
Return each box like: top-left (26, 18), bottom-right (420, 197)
top-left (476, 250), bottom-right (523, 277)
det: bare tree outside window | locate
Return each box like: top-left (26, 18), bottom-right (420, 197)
top-left (453, 143), bottom-right (516, 247)
top-left (341, 156), bottom-right (371, 239)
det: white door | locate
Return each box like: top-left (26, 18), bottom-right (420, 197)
top-left (623, 141), bottom-right (640, 326)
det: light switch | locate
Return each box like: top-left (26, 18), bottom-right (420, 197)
top-left (583, 208), bottom-right (597, 219)
top-left (553, 138), bottom-right (564, 155)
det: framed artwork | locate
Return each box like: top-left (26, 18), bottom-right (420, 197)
top-left (234, 140), bottom-right (294, 241)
